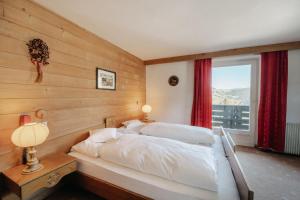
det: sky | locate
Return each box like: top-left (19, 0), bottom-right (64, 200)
top-left (212, 65), bottom-right (251, 89)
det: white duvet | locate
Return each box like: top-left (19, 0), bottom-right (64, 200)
top-left (98, 134), bottom-right (218, 192)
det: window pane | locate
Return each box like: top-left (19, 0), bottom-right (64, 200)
top-left (212, 65), bottom-right (251, 130)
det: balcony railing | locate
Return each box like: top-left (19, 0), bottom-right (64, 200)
top-left (212, 105), bottom-right (250, 130)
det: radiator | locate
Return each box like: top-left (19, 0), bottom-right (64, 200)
top-left (285, 123), bottom-right (300, 155)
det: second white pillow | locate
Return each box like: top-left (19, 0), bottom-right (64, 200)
top-left (140, 122), bottom-right (215, 145)
top-left (121, 119), bottom-right (143, 128)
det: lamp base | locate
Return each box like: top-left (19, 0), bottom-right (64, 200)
top-left (143, 113), bottom-right (149, 122)
top-left (22, 163), bottom-right (44, 174)
top-left (22, 146), bottom-right (43, 175)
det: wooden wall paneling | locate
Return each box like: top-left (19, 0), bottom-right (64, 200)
top-left (27, 0), bottom-right (141, 65)
top-left (0, 30), bottom-right (91, 68)
top-left (0, 33), bottom-right (144, 84)
top-left (0, 17), bottom-right (144, 79)
top-left (0, 52), bottom-right (35, 72)
top-left (0, 106), bottom-right (123, 131)
top-left (0, 106), bottom-right (139, 156)
top-left (0, 114), bottom-right (89, 146)
top-left (2, 0), bottom-right (138, 64)
top-left (0, 149), bottom-right (23, 173)
top-left (0, 114), bottom-right (34, 130)
top-left (0, 97), bottom-right (142, 116)
top-left (0, 2), bottom-right (3, 17)
top-left (3, 5), bottom-right (67, 47)
top-left (0, 129), bottom-right (17, 155)
top-left (0, 54), bottom-right (143, 86)
top-left (0, 0), bottom-right (145, 172)
top-left (0, 19), bottom-right (87, 61)
top-left (0, 84), bottom-right (143, 100)
top-left (0, 34), bottom-right (26, 55)
top-left (1, 2), bottom-right (141, 66)
top-left (0, 67), bottom-right (95, 89)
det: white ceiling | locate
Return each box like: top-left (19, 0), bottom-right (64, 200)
top-left (34, 0), bottom-right (300, 60)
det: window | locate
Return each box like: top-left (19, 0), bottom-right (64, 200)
top-left (212, 62), bottom-right (255, 132)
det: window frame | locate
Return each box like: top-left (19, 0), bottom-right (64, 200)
top-left (212, 57), bottom-right (259, 136)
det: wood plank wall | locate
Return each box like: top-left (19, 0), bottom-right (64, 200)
top-left (0, 0), bottom-right (146, 172)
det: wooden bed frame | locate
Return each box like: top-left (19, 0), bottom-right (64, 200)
top-left (73, 172), bottom-right (151, 200)
top-left (73, 117), bottom-right (254, 200)
top-left (220, 127), bottom-right (254, 200)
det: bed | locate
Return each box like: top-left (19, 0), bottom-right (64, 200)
top-left (69, 117), bottom-right (253, 200)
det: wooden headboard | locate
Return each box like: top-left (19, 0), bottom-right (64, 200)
top-left (105, 116), bottom-right (117, 128)
top-left (37, 117), bottom-right (115, 157)
top-left (41, 116), bottom-right (117, 152)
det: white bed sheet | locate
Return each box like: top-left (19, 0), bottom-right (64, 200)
top-left (69, 135), bottom-right (239, 200)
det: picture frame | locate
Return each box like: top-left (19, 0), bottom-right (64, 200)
top-left (96, 68), bottom-right (116, 90)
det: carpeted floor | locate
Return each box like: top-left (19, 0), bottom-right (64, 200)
top-left (236, 147), bottom-right (300, 200)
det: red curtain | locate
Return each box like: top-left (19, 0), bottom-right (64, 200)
top-left (191, 58), bottom-right (212, 129)
top-left (258, 51), bottom-right (288, 152)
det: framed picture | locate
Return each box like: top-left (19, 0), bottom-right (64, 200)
top-left (96, 68), bottom-right (116, 90)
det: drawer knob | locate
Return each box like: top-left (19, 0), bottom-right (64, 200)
top-left (47, 172), bottom-right (61, 187)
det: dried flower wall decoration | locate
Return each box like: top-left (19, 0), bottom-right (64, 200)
top-left (27, 39), bottom-right (50, 82)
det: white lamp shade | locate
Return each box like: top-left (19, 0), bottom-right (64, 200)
top-left (11, 123), bottom-right (49, 147)
top-left (142, 105), bottom-right (152, 113)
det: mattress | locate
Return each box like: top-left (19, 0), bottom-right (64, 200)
top-left (69, 135), bottom-right (239, 200)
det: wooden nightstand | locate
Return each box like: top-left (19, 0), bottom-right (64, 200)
top-left (2, 154), bottom-right (76, 200)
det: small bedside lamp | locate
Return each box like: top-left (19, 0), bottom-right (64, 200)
top-left (142, 105), bottom-right (152, 122)
top-left (11, 123), bottom-right (49, 174)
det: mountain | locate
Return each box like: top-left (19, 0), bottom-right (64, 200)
top-left (213, 88), bottom-right (250, 105)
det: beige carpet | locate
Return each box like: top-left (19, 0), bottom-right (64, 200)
top-left (236, 147), bottom-right (300, 200)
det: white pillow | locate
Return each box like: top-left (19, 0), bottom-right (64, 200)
top-left (140, 122), bottom-right (215, 145)
top-left (89, 128), bottom-right (107, 135)
top-left (118, 126), bottom-right (141, 135)
top-left (122, 119), bottom-right (143, 129)
top-left (71, 140), bottom-right (102, 158)
top-left (126, 122), bottom-right (144, 129)
top-left (88, 128), bottom-right (119, 143)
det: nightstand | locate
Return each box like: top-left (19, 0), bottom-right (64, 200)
top-left (2, 154), bottom-right (76, 200)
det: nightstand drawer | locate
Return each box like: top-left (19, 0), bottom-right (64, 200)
top-left (21, 161), bottom-right (76, 199)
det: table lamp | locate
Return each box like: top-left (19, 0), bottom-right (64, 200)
top-left (142, 105), bottom-right (152, 122)
top-left (11, 122), bottom-right (49, 174)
